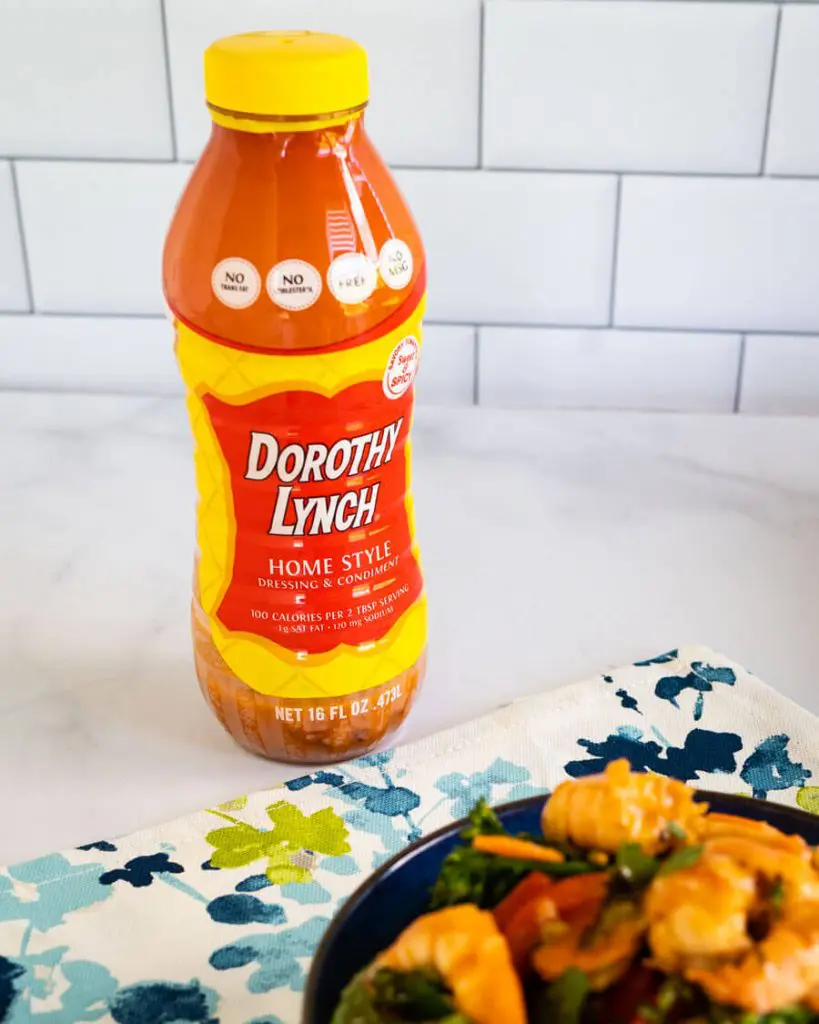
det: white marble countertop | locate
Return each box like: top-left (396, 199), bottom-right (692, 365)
top-left (3, 392), bottom-right (819, 865)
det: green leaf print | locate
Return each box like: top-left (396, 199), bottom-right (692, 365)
top-left (205, 802), bottom-right (351, 886)
top-left (796, 786), bottom-right (819, 815)
top-left (266, 802), bottom-right (352, 857)
top-left (205, 823), bottom-right (277, 870)
top-left (218, 795), bottom-right (248, 812)
top-left (265, 847), bottom-right (311, 886)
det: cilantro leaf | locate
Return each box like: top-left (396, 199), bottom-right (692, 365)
top-left (614, 843), bottom-right (661, 888)
top-left (656, 845), bottom-right (702, 878)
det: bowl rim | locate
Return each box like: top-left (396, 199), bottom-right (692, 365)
top-left (302, 789), bottom-right (818, 1023)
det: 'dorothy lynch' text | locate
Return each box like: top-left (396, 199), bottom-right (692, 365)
top-left (243, 418), bottom-right (403, 536)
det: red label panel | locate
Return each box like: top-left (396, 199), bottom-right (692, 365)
top-left (202, 382), bottom-right (422, 655)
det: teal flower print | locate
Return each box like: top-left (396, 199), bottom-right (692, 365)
top-left (209, 917), bottom-right (330, 993)
top-left (0, 855), bottom-right (111, 930)
top-left (3, 946), bottom-right (117, 1023)
top-left (434, 758), bottom-right (542, 819)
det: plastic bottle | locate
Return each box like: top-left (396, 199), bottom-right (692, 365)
top-left (163, 31), bottom-right (427, 763)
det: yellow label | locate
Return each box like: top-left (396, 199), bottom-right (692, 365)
top-left (175, 301), bottom-right (427, 699)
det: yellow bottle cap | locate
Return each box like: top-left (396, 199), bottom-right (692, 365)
top-left (204, 31), bottom-right (369, 128)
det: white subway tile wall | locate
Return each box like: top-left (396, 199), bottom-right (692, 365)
top-left (0, 0), bottom-right (817, 413)
top-left (740, 335), bottom-right (819, 416)
top-left (396, 170), bottom-right (617, 325)
top-left (16, 162), bottom-right (191, 315)
top-left (766, 6), bottom-right (819, 176)
top-left (0, 162), bottom-right (29, 313)
top-left (478, 328), bottom-right (741, 412)
top-left (0, 0), bottom-right (173, 160)
top-left (615, 177), bottom-right (819, 333)
top-left (0, 315), bottom-right (177, 393)
top-left (483, 2), bottom-right (776, 173)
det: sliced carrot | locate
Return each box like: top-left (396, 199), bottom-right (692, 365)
top-left (503, 896), bottom-right (558, 971)
top-left (493, 872), bottom-right (554, 931)
top-left (548, 871), bottom-right (610, 912)
top-left (473, 835), bottom-right (566, 864)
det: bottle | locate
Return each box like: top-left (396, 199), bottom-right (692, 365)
top-left (163, 31), bottom-right (427, 763)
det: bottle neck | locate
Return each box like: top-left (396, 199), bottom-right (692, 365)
top-left (207, 104), bottom-right (366, 137)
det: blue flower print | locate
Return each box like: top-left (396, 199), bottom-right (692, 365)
top-left (3, 946), bottom-right (117, 1023)
top-left (434, 758), bottom-right (541, 819)
top-left (634, 649), bottom-right (679, 667)
top-left (206, 894), bottom-right (286, 925)
top-left (740, 735), bottom-right (812, 799)
top-left (565, 726), bottom-right (742, 783)
top-left (0, 855), bottom-right (111, 931)
top-left (0, 956), bottom-right (24, 1018)
top-left (76, 841), bottom-right (117, 853)
top-left (615, 689), bottom-right (641, 714)
top-left (655, 662), bottom-right (736, 720)
top-left (338, 782), bottom-right (420, 817)
top-left (235, 874), bottom-right (272, 892)
top-left (210, 917), bottom-right (330, 994)
top-left (110, 980), bottom-right (218, 1023)
top-left (100, 853), bottom-right (184, 888)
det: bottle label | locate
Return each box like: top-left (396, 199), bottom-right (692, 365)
top-left (175, 297), bottom-right (427, 699)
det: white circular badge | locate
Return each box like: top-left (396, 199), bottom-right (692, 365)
top-left (327, 252), bottom-right (377, 305)
top-left (211, 258), bottom-right (261, 309)
top-left (378, 238), bottom-right (413, 291)
top-left (267, 259), bottom-right (322, 311)
top-left (383, 335), bottom-right (420, 400)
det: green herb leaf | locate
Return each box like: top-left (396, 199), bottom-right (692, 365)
top-left (656, 844), bottom-right (702, 878)
top-left (615, 843), bottom-right (661, 888)
top-left (707, 1002), bottom-right (819, 1024)
top-left (541, 969), bottom-right (590, 1024)
top-left (330, 971), bottom-right (383, 1024)
top-left (460, 798), bottom-right (507, 840)
top-left (371, 969), bottom-right (457, 1021)
top-left (666, 821), bottom-right (686, 840)
top-left (770, 876), bottom-right (785, 913)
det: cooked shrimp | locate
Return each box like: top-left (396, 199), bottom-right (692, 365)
top-left (687, 902), bottom-right (819, 1014)
top-left (646, 852), bottom-right (756, 971)
top-left (703, 836), bottom-right (819, 903)
top-left (647, 831), bottom-right (819, 1012)
top-left (543, 759), bottom-right (707, 855)
top-left (532, 899), bottom-right (645, 991)
top-left (700, 812), bottom-right (810, 856)
top-left (375, 904), bottom-right (526, 1024)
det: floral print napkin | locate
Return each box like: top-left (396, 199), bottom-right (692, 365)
top-left (1, 645), bottom-right (817, 1024)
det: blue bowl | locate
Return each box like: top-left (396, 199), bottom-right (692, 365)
top-left (302, 790), bottom-right (819, 1023)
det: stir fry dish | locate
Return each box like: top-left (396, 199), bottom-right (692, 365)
top-left (331, 760), bottom-right (819, 1024)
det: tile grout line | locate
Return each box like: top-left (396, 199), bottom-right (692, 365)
top-left (159, 0), bottom-right (179, 161)
top-left (473, 329), bottom-right (481, 406)
top-left (734, 335), bottom-right (747, 414)
top-left (8, 162), bottom-right (35, 313)
top-left (608, 176), bottom-right (623, 327)
top-left (759, 3), bottom-right (783, 175)
top-left (476, 0), bottom-right (486, 170)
